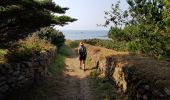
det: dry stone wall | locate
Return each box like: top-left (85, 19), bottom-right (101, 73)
top-left (0, 49), bottom-right (56, 99)
top-left (87, 44), bottom-right (170, 100)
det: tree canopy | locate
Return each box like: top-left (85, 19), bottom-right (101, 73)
top-left (105, 0), bottom-right (170, 58)
top-left (0, 0), bottom-right (77, 47)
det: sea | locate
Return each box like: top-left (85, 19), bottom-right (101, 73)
top-left (60, 30), bottom-right (109, 40)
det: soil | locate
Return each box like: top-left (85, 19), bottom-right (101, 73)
top-left (6, 46), bottom-right (97, 100)
top-left (50, 51), bottom-right (97, 100)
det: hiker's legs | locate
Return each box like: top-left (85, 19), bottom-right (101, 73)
top-left (80, 60), bottom-right (82, 69)
top-left (82, 60), bottom-right (85, 70)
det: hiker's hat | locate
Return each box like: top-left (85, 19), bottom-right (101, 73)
top-left (80, 42), bottom-right (84, 46)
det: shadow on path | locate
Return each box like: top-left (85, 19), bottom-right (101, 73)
top-left (6, 44), bottom-right (97, 100)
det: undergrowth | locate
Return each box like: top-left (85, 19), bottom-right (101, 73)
top-left (7, 34), bottom-right (55, 62)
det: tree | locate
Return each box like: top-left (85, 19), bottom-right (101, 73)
top-left (127, 0), bottom-right (165, 33)
top-left (103, 1), bottom-right (130, 28)
top-left (105, 0), bottom-right (170, 58)
top-left (0, 0), bottom-right (77, 47)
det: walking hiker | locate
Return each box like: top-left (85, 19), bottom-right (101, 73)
top-left (78, 42), bottom-right (87, 71)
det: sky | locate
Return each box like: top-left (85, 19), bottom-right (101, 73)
top-left (53, 0), bottom-right (129, 30)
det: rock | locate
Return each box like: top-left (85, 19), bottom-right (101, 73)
top-left (24, 62), bottom-right (32, 68)
top-left (3, 63), bottom-right (10, 70)
top-left (138, 88), bottom-right (145, 95)
top-left (8, 66), bottom-right (13, 73)
top-left (144, 85), bottom-right (150, 90)
top-left (13, 71), bottom-right (20, 76)
top-left (14, 63), bottom-right (20, 71)
top-left (8, 78), bottom-right (15, 84)
top-left (0, 77), bottom-right (6, 81)
top-left (0, 81), bottom-right (6, 86)
top-left (164, 88), bottom-right (170, 96)
top-left (7, 78), bottom-right (13, 84)
top-left (143, 94), bottom-right (148, 100)
top-left (0, 49), bottom-right (56, 96)
top-left (152, 90), bottom-right (162, 96)
top-left (0, 85), bottom-right (9, 93)
top-left (137, 92), bottom-right (142, 99)
top-left (18, 76), bottom-right (24, 81)
top-left (0, 65), bottom-right (6, 75)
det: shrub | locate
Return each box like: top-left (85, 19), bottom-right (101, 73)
top-left (108, 24), bottom-right (170, 59)
top-left (7, 34), bottom-right (55, 62)
top-left (128, 40), bottom-right (139, 52)
top-left (138, 33), bottom-right (168, 59)
top-left (19, 34), bottom-right (55, 52)
top-left (108, 27), bottom-right (132, 41)
top-left (127, 31), bottom-right (169, 59)
top-left (7, 48), bottom-right (33, 62)
top-left (36, 27), bottom-right (65, 47)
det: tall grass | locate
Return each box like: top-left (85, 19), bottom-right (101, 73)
top-left (0, 49), bottom-right (7, 63)
top-left (82, 39), bottom-right (128, 51)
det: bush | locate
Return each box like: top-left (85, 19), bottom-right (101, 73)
top-left (19, 34), bottom-right (55, 52)
top-left (109, 24), bottom-right (170, 59)
top-left (7, 34), bottom-right (55, 62)
top-left (127, 31), bottom-right (169, 59)
top-left (138, 33), bottom-right (168, 59)
top-left (108, 27), bottom-right (132, 41)
top-left (128, 40), bottom-right (139, 52)
top-left (36, 27), bottom-right (65, 47)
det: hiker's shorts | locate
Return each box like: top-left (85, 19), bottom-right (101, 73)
top-left (79, 55), bottom-right (86, 61)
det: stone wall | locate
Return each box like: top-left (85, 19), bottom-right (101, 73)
top-left (0, 49), bottom-right (56, 99)
top-left (87, 44), bottom-right (170, 100)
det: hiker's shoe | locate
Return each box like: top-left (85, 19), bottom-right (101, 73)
top-left (83, 69), bottom-right (86, 71)
top-left (80, 67), bottom-right (82, 69)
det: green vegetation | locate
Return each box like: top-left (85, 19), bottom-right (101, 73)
top-left (48, 45), bottom-right (69, 76)
top-left (104, 0), bottom-right (170, 59)
top-left (86, 55), bottom-right (116, 100)
top-left (49, 40), bottom-right (79, 75)
top-left (0, 49), bottom-right (7, 63)
top-left (6, 34), bottom-right (55, 62)
top-left (66, 40), bottom-right (80, 48)
top-left (91, 77), bottom-right (116, 100)
top-left (0, 0), bottom-right (77, 47)
top-left (0, 0), bottom-right (76, 63)
top-left (82, 39), bottom-right (128, 51)
top-left (36, 27), bottom-right (65, 47)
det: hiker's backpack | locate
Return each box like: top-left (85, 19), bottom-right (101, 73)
top-left (79, 46), bottom-right (87, 56)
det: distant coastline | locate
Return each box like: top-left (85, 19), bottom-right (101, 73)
top-left (61, 30), bottom-right (109, 40)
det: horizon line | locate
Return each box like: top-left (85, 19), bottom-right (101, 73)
top-left (58, 29), bottom-right (109, 31)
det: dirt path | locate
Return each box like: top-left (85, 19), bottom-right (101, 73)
top-left (52, 51), bottom-right (96, 100)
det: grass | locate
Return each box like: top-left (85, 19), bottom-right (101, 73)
top-left (0, 49), bottom-right (7, 64)
top-left (86, 55), bottom-right (116, 100)
top-left (91, 76), bottom-right (118, 100)
top-left (82, 39), bottom-right (128, 51)
top-left (48, 44), bottom-right (73, 76)
top-left (65, 40), bottom-right (79, 48)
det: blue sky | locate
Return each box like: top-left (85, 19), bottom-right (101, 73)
top-left (53, 0), bottom-right (129, 30)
